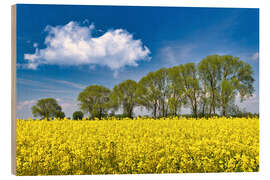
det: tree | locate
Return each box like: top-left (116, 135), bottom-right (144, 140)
top-left (198, 55), bottom-right (221, 115)
top-left (56, 111), bottom-right (65, 119)
top-left (198, 81), bottom-right (211, 117)
top-left (137, 69), bottom-right (171, 118)
top-left (31, 98), bottom-right (64, 119)
top-left (179, 63), bottom-right (201, 118)
top-left (218, 55), bottom-right (254, 116)
top-left (167, 66), bottom-right (186, 116)
top-left (72, 111), bottom-right (84, 120)
top-left (78, 85), bottom-right (111, 119)
top-left (110, 80), bottom-right (139, 118)
top-left (137, 72), bottom-right (161, 118)
top-left (198, 55), bottom-right (255, 116)
top-left (154, 68), bottom-right (171, 117)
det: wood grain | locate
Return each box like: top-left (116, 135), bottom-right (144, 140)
top-left (11, 4), bottom-right (16, 175)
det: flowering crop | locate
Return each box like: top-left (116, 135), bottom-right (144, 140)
top-left (16, 117), bottom-right (259, 175)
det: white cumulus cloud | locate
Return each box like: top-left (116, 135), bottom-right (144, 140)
top-left (24, 21), bottom-right (151, 71)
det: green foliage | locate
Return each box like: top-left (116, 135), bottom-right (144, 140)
top-left (56, 111), bottom-right (65, 119)
top-left (66, 54), bottom-right (255, 119)
top-left (72, 111), bottom-right (84, 120)
top-left (137, 72), bottom-right (160, 118)
top-left (198, 55), bottom-right (221, 115)
top-left (167, 66), bottom-right (186, 116)
top-left (29, 54), bottom-right (255, 120)
top-left (154, 68), bottom-right (171, 117)
top-left (198, 55), bottom-right (255, 116)
top-left (178, 63), bottom-right (201, 118)
top-left (31, 98), bottom-right (64, 119)
top-left (110, 80), bottom-right (139, 118)
top-left (77, 85), bottom-right (111, 119)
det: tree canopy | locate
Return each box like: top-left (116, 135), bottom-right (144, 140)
top-left (32, 54), bottom-right (255, 119)
top-left (110, 80), bottom-right (139, 118)
top-left (72, 111), bottom-right (84, 120)
top-left (31, 98), bottom-right (64, 119)
top-left (77, 85), bottom-right (111, 119)
top-left (137, 72), bottom-right (162, 118)
top-left (198, 55), bottom-right (254, 116)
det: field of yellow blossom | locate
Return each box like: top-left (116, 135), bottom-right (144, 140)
top-left (16, 117), bottom-right (259, 175)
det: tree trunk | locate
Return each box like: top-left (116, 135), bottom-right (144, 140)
top-left (153, 102), bottom-right (157, 119)
top-left (221, 97), bottom-right (226, 116)
top-left (99, 108), bottom-right (103, 119)
top-left (202, 102), bottom-right (205, 117)
top-left (162, 100), bottom-right (165, 117)
top-left (194, 105), bottom-right (198, 118)
top-left (129, 106), bottom-right (133, 118)
top-left (222, 104), bottom-right (226, 116)
top-left (194, 98), bottom-right (198, 118)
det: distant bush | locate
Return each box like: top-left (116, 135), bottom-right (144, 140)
top-left (56, 111), bottom-right (65, 119)
top-left (72, 111), bottom-right (84, 120)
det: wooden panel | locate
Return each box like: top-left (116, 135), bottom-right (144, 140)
top-left (11, 4), bottom-right (16, 175)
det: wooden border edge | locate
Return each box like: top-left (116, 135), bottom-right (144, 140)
top-left (11, 4), bottom-right (17, 175)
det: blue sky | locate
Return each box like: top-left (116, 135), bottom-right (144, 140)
top-left (16, 4), bottom-right (259, 118)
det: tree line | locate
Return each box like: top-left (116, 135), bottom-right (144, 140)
top-left (31, 54), bottom-right (255, 119)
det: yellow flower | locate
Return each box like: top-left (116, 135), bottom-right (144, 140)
top-left (16, 117), bottom-right (259, 175)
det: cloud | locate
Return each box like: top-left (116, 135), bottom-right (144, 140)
top-left (55, 98), bottom-right (79, 118)
top-left (33, 43), bottom-right (38, 48)
top-left (17, 99), bottom-right (36, 110)
top-left (235, 93), bottom-right (259, 113)
top-left (251, 52), bottom-right (259, 61)
top-left (33, 89), bottom-right (74, 94)
top-left (17, 78), bottom-right (53, 89)
top-left (55, 98), bottom-right (73, 108)
top-left (18, 78), bottom-right (86, 92)
top-left (53, 79), bottom-right (86, 89)
top-left (159, 44), bottom-right (196, 67)
top-left (23, 21), bottom-right (151, 71)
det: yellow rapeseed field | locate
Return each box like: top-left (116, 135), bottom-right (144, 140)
top-left (16, 117), bottom-right (259, 175)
